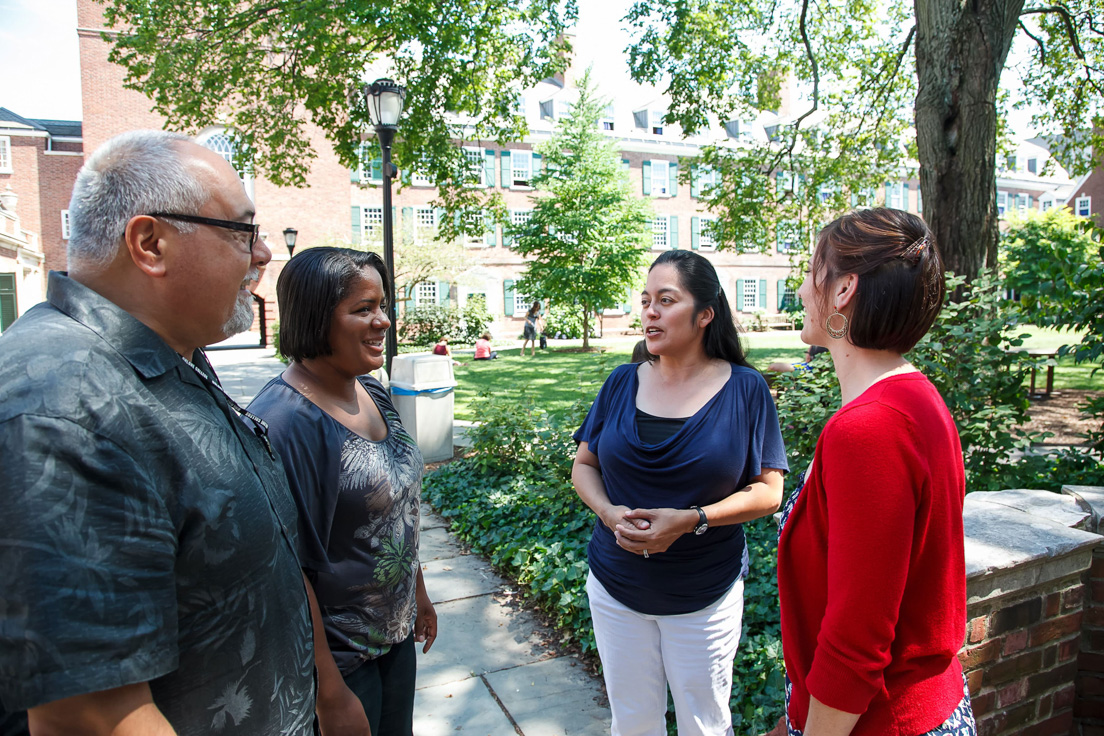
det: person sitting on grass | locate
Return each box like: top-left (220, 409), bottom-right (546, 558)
top-left (474, 331), bottom-right (498, 360)
top-left (433, 337), bottom-right (460, 365)
top-left (767, 345), bottom-right (829, 374)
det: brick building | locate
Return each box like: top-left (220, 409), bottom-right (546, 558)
top-left (1, 0), bottom-right (1085, 339)
top-left (0, 108), bottom-right (83, 330)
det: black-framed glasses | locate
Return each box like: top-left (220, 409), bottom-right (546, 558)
top-left (148, 212), bottom-right (260, 253)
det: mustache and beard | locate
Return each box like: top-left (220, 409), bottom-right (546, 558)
top-left (221, 268), bottom-right (260, 337)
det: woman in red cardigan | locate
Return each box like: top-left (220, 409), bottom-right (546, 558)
top-left (777, 207), bottom-right (974, 736)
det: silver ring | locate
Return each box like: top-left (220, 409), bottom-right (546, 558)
top-left (643, 549), bottom-right (649, 559)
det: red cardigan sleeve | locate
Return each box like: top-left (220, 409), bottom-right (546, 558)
top-left (805, 403), bottom-right (925, 714)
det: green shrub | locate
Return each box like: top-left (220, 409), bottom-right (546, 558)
top-left (455, 295), bottom-right (493, 345)
top-left (400, 304), bottom-right (455, 346)
top-left (543, 302), bottom-right (595, 339)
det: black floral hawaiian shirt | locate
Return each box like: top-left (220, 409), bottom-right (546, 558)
top-left (0, 272), bottom-right (316, 735)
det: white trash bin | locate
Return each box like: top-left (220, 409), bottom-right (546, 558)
top-left (389, 354), bottom-right (457, 463)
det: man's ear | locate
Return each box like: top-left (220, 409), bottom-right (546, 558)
top-left (123, 215), bottom-right (168, 277)
top-left (834, 273), bottom-right (859, 311)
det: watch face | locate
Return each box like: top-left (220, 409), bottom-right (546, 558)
top-left (694, 525), bottom-right (707, 535)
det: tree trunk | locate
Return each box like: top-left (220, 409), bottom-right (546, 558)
top-left (582, 309), bottom-right (590, 350)
top-left (914, 0), bottom-right (1024, 281)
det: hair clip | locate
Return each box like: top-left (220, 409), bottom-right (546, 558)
top-left (901, 235), bottom-right (929, 261)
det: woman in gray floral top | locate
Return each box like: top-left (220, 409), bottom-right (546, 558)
top-left (249, 247), bottom-right (437, 736)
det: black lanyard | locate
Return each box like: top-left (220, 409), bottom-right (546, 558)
top-left (180, 352), bottom-right (275, 460)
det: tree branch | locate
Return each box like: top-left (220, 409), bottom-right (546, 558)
top-left (1021, 5), bottom-right (1086, 59)
top-left (1018, 19), bottom-right (1048, 63)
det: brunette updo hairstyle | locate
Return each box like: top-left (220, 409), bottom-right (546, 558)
top-left (650, 250), bottom-right (753, 369)
top-left (812, 207), bottom-right (944, 354)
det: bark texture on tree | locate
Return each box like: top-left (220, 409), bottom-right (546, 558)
top-left (914, 0), bottom-right (1024, 280)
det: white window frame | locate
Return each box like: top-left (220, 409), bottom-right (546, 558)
top-left (61, 209), bottom-right (71, 240)
top-left (699, 217), bottom-right (717, 251)
top-left (464, 212), bottom-right (487, 248)
top-left (361, 206), bottom-right (383, 241)
top-left (651, 160), bottom-right (671, 198)
top-left (511, 150), bottom-right (533, 188)
top-left (599, 105), bottom-right (615, 131)
top-left (1041, 199), bottom-right (1054, 212)
top-left (1014, 193), bottom-right (1030, 214)
top-left (997, 191), bottom-right (1009, 217)
top-left (740, 279), bottom-right (759, 312)
top-left (697, 165), bottom-right (720, 198)
top-left (514, 291), bottom-right (532, 316)
top-left (0, 136), bottom-right (11, 174)
top-left (886, 182), bottom-right (906, 210)
top-left (511, 209), bottom-right (533, 228)
top-left (652, 217), bottom-right (669, 250)
top-left (412, 171), bottom-right (434, 187)
top-left (463, 146), bottom-right (486, 188)
top-left (650, 110), bottom-right (664, 136)
top-left (415, 281), bottom-right (438, 307)
top-left (414, 207), bottom-right (437, 245)
top-left (197, 127), bottom-right (254, 200)
top-left (780, 285), bottom-right (798, 310)
top-left (777, 221), bottom-right (801, 254)
top-left (1027, 158), bottom-right (1038, 175)
top-left (1076, 196), bottom-right (1092, 217)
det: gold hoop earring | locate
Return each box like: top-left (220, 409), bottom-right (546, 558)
top-left (825, 310), bottom-right (849, 340)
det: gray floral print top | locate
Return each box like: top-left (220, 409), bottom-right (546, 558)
top-left (0, 273), bottom-right (316, 735)
top-left (249, 375), bottom-right (424, 674)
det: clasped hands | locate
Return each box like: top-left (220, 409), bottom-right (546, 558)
top-left (603, 505), bottom-right (697, 557)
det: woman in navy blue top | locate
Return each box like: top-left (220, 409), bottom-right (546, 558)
top-left (573, 250), bottom-right (788, 736)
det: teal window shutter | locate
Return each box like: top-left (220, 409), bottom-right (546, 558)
top-left (351, 206), bottom-right (362, 245)
top-left (690, 166), bottom-right (700, 199)
top-left (502, 153), bottom-right (512, 189)
top-left (504, 210), bottom-right (515, 248)
top-left (403, 285), bottom-right (414, 314)
top-left (0, 273), bottom-right (16, 332)
top-left (885, 182), bottom-right (892, 206)
top-left (642, 160), bottom-right (652, 195)
top-left (622, 158), bottom-right (630, 172)
top-left (777, 280), bottom-right (786, 309)
top-left (351, 144), bottom-right (362, 183)
top-left (483, 149), bottom-right (496, 188)
top-left (669, 162), bottom-right (678, 197)
top-left (400, 168), bottom-right (411, 186)
top-left (438, 281), bottom-right (451, 305)
top-left (504, 280), bottom-right (515, 316)
top-left (532, 153), bottom-right (542, 178)
top-left (433, 208), bottom-right (445, 233)
top-left (759, 279), bottom-right (767, 309)
top-left (736, 279), bottom-right (744, 311)
top-left (484, 212), bottom-right (496, 247)
top-left (402, 207), bottom-right (413, 243)
top-left (691, 216), bottom-right (700, 250)
top-left (669, 216), bottom-right (679, 249)
top-left (903, 182), bottom-right (910, 211)
top-left (370, 157), bottom-right (383, 182)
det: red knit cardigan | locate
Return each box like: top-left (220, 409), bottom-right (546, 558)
top-left (778, 373), bottom-right (967, 736)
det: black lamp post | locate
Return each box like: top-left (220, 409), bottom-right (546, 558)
top-left (282, 227), bottom-right (298, 257)
top-left (359, 77), bottom-right (406, 377)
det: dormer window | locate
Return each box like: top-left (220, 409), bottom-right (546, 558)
top-left (540, 100), bottom-right (555, 121)
top-left (651, 111), bottom-right (664, 136)
top-left (599, 105), bottom-right (615, 131)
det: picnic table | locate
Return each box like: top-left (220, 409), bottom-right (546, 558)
top-left (1008, 348), bottom-right (1060, 398)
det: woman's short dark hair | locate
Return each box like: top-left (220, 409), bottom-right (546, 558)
top-left (276, 247), bottom-right (390, 362)
top-left (649, 250), bottom-right (752, 369)
top-left (812, 208), bottom-right (944, 354)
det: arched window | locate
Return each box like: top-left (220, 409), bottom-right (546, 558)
top-left (196, 127), bottom-right (254, 201)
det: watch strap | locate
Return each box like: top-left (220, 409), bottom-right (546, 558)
top-left (691, 505), bottom-right (708, 534)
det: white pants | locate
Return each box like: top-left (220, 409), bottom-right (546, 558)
top-left (587, 572), bottom-right (743, 736)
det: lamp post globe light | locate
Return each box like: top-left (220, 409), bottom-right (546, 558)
top-left (359, 77), bottom-right (406, 376)
top-left (282, 227), bottom-right (298, 257)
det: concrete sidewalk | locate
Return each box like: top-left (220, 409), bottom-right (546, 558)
top-left (205, 348), bottom-right (611, 736)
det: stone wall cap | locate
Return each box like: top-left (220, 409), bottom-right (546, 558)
top-left (964, 502), bottom-right (1100, 580)
top-left (966, 489), bottom-right (1091, 530)
top-left (1063, 486), bottom-right (1104, 533)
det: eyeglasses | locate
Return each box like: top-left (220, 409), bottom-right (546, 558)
top-left (148, 212), bottom-right (260, 253)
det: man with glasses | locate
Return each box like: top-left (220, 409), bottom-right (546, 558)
top-left (0, 131), bottom-right (317, 735)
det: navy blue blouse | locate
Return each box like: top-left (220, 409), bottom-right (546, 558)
top-left (574, 362), bottom-right (788, 615)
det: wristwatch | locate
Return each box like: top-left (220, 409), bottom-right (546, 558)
top-left (690, 505), bottom-right (708, 535)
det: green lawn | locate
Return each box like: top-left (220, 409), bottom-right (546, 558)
top-left (448, 325), bottom-right (1099, 420)
top-left (450, 332), bottom-right (808, 420)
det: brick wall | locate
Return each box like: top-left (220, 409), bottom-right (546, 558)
top-left (1077, 539), bottom-right (1104, 731)
top-left (960, 573), bottom-right (1083, 735)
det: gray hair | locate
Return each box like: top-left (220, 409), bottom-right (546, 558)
top-left (67, 130), bottom-right (209, 268)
